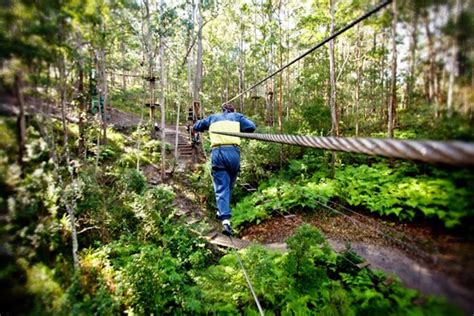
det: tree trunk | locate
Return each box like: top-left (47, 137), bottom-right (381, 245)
top-left (76, 34), bottom-right (86, 159)
top-left (329, 0), bottom-right (338, 177)
top-left (57, 30), bottom-right (80, 268)
top-left (369, 30), bottom-right (376, 119)
top-left (193, 0), bottom-right (203, 106)
top-left (143, 0), bottom-right (156, 138)
top-left (355, 25), bottom-right (362, 136)
top-left (388, 0), bottom-right (397, 138)
top-left (175, 101), bottom-right (180, 159)
top-left (423, 12), bottom-right (437, 117)
top-left (286, 21), bottom-right (291, 120)
top-left (238, 7), bottom-right (245, 113)
top-left (404, 10), bottom-right (418, 110)
top-left (15, 72), bottom-right (26, 174)
top-left (278, 0), bottom-right (283, 133)
top-left (447, 0), bottom-right (461, 117)
top-left (380, 30), bottom-right (386, 125)
top-left (328, 0), bottom-right (338, 137)
top-left (94, 47), bottom-right (108, 144)
top-left (100, 49), bottom-right (108, 144)
top-left (121, 39), bottom-right (127, 93)
top-left (159, 2), bottom-right (167, 179)
top-left (38, 117), bottom-right (80, 270)
top-left (266, 45), bottom-right (274, 127)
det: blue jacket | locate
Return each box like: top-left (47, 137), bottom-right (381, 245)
top-left (193, 112), bottom-right (256, 147)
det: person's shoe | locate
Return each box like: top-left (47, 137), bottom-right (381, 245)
top-left (222, 219), bottom-right (233, 236)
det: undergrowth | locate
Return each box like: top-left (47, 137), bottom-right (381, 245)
top-left (0, 115), bottom-right (467, 315)
top-left (233, 154), bottom-right (474, 230)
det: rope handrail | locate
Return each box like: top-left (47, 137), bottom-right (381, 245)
top-left (211, 131), bottom-right (474, 166)
top-left (225, 0), bottom-right (392, 105)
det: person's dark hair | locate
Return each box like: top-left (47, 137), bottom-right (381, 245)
top-left (222, 104), bottom-right (235, 113)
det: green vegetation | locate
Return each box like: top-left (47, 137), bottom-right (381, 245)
top-left (233, 153), bottom-right (474, 230)
top-left (0, 117), bottom-right (463, 315)
top-left (197, 225), bottom-right (459, 315)
top-left (1, 0), bottom-right (473, 314)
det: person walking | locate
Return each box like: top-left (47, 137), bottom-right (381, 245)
top-left (193, 104), bottom-right (256, 236)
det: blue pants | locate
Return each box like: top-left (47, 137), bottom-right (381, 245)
top-left (211, 146), bottom-right (240, 220)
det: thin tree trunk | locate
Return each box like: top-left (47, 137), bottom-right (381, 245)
top-left (278, 0), bottom-right (283, 133)
top-left (101, 50), bottom-right (108, 144)
top-left (380, 30), bottom-right (386, 125)
top-left (143, 0), bottom-right (156, 138)
top-left (328, 0), bottom-right (338, 137)
top-left (369, 30), bottom-right (376, 119)
top-left (121, 39), bottom-right (127, 93)
top-left (238, 7), bottom-right (245, 113)
top-left (329, 0), bottom-right (338, 177)
top-left (193, 0), bottom-right (203, 106)
top-left (286, 20), bottom-right (291, 120)
top-left (404, 10), bottom-right (418, 109)
top-left (266, 47), bottom-right (274, 127)
top-left (38, 119), bottom-right (80, 270)
top-left (175, 102), bottom-right (180, 159)
top-left (355, 25), bottom-right (362, 136)
top-left (423, 12), bottom-right (437, 117)
top-left (58, 42), bottom-right (80, 269)
top-left (159, 0), bottom-right (166, 179)
top-left (447, 0), bottom-right (461, 117)
top-left (76, 34), bottom-right (86, 159)
top-left (95, 48), bottom-right (108, 144)
top-left (388, 0), bottom-right (398, 138)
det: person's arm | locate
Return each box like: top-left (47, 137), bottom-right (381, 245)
top-left (193, 116), bottom-right (212, 132)
top-left (240, 115), bottom-right (256, 133)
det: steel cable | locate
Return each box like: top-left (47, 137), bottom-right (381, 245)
top-left (225, 0), bottom-right (392, 105)
top-left (211, 131), bottom-right (474, 166)
top-left (228, 236), bottom-right (265, 316)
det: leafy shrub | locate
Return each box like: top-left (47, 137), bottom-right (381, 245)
top-left (233, 177), bottom-right (337, 229)
top-left (0, 118), bottom-right (17, 154)
top-left (232, 159), bottom-right (473, 229)
top-left (25, 262), bottom-right (65, 314)
top-left (119, 168), bottom-right (147, 194)
top-left (196, 224), bottom-right (460, 315)
top-left (61, 230), bottom-right (210, 314)
top-left (336, 163), bottom-right (473, 227)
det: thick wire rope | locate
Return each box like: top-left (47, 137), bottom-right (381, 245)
top-left (228, 236), bottom-right (265, 316)
top-left (211, 131), bottom-right (474, 166)
top-left (225, 0), bottom-right (392, 105)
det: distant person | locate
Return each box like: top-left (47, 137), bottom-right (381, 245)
top-left (193, 104), bottom-right (256, 236)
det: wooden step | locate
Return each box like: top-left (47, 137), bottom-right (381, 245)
top-left (205, 232), bottom-right (251, 249)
